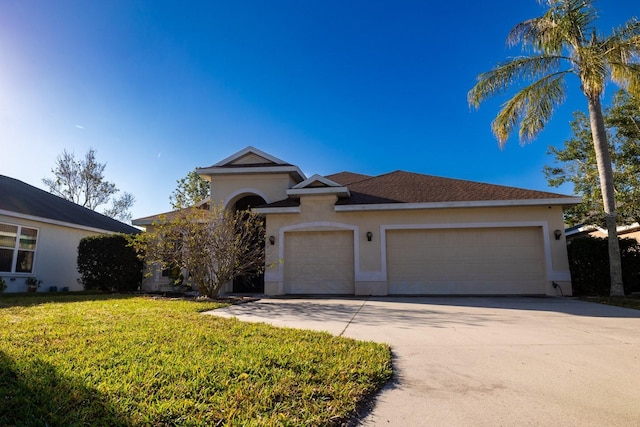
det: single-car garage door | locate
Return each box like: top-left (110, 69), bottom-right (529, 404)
top-left (387, 227), bottom-right (546, 295)
top-left (284, 230), bottom-right (355, 294)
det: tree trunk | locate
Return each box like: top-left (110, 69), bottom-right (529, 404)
top-left (587, 95), bottom-right (625, 296)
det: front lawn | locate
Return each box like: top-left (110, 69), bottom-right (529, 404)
top-left (0, 294), bottom-right (392, 426)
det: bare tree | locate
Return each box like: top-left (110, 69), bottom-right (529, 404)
top-left (42, 148), bottom-right (134, 221)
top-left (133, 203), bottom-right (265, 297)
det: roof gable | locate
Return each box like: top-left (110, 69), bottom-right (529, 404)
top-left (287, 174), bottom-right (350, 198)
top-left (210, 146), bottom-right (289, 168)
top-left (0, 175), bottom-right (139, 234)
top-left (196, 146), bottom-right (306, 183)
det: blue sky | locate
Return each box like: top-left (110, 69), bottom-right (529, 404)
top-left (1, 1), bottom-right (637, 221)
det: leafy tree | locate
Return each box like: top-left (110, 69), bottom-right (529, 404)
top-left (545, 91), bottom-right (640, 226)
top-left (468, 0), bottom-right (640, 296)
top-left (169, 170), bottom-right (210, 209)
top-left (42, 148), bottom-right (135, 222)
top-left (132, 203), bottom-right (265, 297)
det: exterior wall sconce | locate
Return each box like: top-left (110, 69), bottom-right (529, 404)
top-left (269, 235), bottom-right (275, 245)
top-left (366, 231), bottom-right (373, 242)
top-left (554, 229), bottom-right (562, 240)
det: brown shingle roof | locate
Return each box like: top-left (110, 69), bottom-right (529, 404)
top-left (336, 170), bottom-right (571, 205)
top-left (257, 170), bottom-right (574, 210)
top-left (324, 172), bottom-right (372, 185)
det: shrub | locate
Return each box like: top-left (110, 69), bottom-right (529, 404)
top-left (568, 236), bottom-right (640, 296)
top-left (77, 234), bottom-right (143, 292)
top-left (0, 277), bottom-right (6, 293)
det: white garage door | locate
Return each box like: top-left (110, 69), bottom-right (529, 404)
top-left (284, 230), bottom-right (355, 294)
top-left (387, 227), bottom-right (546, 295)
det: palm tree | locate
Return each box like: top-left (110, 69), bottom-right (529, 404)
top-left (468, 0), bottom-right (640, 296)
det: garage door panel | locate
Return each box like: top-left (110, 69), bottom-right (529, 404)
top-left (387, 227), bottom-right (545, 295)
top-left (284, 230), bottom-right (354, 294)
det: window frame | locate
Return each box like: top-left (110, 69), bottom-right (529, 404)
top-left (0, 222), bottom-right (39, 275)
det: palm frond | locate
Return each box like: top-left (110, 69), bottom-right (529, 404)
top-left (510, 0), bottom-right (597, 53)
top-left (468, 55), bottom-right (566, 108)
top-left (606, 18), bottom-right (640, 47)
top-left (491, 71), bottom-right (569, 146)
top-left (609, 63), bottom-right (640, 98)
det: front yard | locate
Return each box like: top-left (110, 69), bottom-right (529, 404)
top-left (0, 294), bottom-right (392, 426)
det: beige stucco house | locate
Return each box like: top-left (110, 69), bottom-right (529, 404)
top-left (134, 146), bottom-right (581, 296)
top-left (0, 175), bottom-right (139, 293)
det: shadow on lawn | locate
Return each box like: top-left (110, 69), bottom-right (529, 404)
top-left (0, 350), bottom-right (131, 426)
top-left (0, 293), bottom-right (138, 309)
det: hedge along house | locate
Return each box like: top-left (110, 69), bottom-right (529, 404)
top-left (134, 146), bottom-right (581, 296)
top-left (0, 175), bottom-right (140, 293)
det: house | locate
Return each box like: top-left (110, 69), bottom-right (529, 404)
top-left (133, 146), bottom-right (581, 296)
top-left (0, 175), bottom-right (140, 292)
top-left (566, 223), bottom-right (640, 243)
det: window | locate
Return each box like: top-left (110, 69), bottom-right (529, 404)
top-left (0, 223), bottom-right (38, 273)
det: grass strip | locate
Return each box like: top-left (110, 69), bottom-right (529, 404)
top-left (580, 295), bottom-right (640, 311)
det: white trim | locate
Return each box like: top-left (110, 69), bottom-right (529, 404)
top-left (286, 187), bottom-right (350, 198)
top-left (212, 146), bottom-right (289, 167)
top-left (197, 165), bottom-right (307, 180)
top-left (379, 222), bottom-right (559, 289)
top-left (223, 188), bottom-right (271, 210)
top-left (254, 206), bottom-right (300, 214)
top-left (292, 174), bottom-right (344, 189)
top-left (335, 197), bottom-right (582, 212)
top-left (0, 209), bottom-right (125, 234)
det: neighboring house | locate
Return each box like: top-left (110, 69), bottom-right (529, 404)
top-left (566, 223), bottom-right (640, 243)
top-left (0, 175), bottom-right (139, 293)
top-left (133, 146), bottom-right (581, 296)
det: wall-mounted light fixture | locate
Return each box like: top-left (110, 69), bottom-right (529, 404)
top-left (366, 231), bottom-right (373, 242)
top-left (554, 229), bottom-right (562, 240)
top-left (268, 235), bottom-right (275, 245)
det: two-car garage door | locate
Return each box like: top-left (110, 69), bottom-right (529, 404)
top-left (281, 226), bottom-right (547, 295)
top-left (386, 227), bottom-right (546, 295)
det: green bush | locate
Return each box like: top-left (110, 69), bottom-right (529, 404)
top-left (77, 234), bottom-right (143, 292)
top-left (568, 236), bottom-right (640, 296)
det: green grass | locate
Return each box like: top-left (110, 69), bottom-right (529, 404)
top-left (580, 295), bottom-right (640, 311)
top-left (0, 294), bottom-right (392, 426)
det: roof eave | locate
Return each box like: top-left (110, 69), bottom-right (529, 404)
top-left (0, 209), bottom-right (140, 234)
top-left (334, 197), bottom-right (582, 212)
top-left (254, 206), bottom-right (301, 214)
top-left (286, 187), bottom-right (350, 198)
top-left (196, 165), bottom-right (306, 183)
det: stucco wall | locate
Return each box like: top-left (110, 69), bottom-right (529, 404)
top-left (264, 196), bottom-right (572, 296)
top-left (210, 173), bottom-right (295, 208)
top-left (0, 214), bottom-right (102, 292)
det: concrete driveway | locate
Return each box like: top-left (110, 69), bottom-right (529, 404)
top-left (206, 297), bottom-right (640, 426)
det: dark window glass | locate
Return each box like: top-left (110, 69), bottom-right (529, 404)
top-left (0, 248), bottom-right (13, 272)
